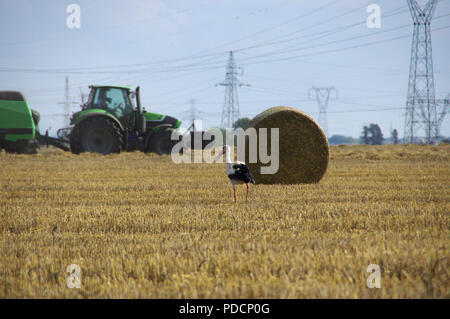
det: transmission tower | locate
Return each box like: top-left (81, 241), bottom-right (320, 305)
top-left (435, 93), bottom-right (450, 139)
top-left (188, 99), bottom-right (202, 131)
top-left (189, 99), bottom-right (197, 126)
top-left (404, 0), bottom-right (438, 144)
top-left (57, 76), bottom-right (78, 128)
top-left (308, 86), bottom-right (337, 136)
top-left (181, 99), bottom-right (204, 132)
top-left (217, 51), bottom-right (249, 129)
top-left (79, 87), bottom-right (87, 105)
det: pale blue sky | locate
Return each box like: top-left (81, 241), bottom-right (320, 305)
top-left (1, 0), bottom-right (449, 138)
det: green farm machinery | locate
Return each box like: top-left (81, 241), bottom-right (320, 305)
top-left (0, 91), bottom-right (68, 154)
top-left (0, 86), bottom-right (212, 155)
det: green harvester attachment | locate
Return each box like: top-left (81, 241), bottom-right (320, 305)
top-left (0, 91), bottom-right (38, 153)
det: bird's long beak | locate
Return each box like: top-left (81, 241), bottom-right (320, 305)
top-left (214, 149), bottom-right (224, 162)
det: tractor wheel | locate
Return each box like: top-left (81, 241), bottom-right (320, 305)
top-left (70, 117), bottom-right (123, 154)
top-left (147, 129), bottom-right (176, 155)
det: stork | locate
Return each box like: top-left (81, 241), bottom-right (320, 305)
top-left (214, 145), bottom-right (255, 202)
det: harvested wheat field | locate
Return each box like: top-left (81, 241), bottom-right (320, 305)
top-left (0, 144), bottom-right (448, 298)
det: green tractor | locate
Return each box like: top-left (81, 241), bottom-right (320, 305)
top-left (69, 85), bottom-right (185, 155)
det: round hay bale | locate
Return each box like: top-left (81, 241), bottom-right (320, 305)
top-left (245, 106), bottom-right (329, 184)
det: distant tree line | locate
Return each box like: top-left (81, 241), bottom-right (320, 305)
top-left (328, 135), bottom-right (359, 145)
top-left (231, 118), bottom-right (407, 146)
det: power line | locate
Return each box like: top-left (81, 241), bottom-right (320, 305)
top-left (234, 3), bottom-right (407, 53)
top-left (3, 11), bottom-right (448, 78)
top-left (192, 0), bottom-right (340, 56)
top-left (238, 24), bottom-right (450, 67)
top-left (236, 11), bottom-right (450, 65)
top-left (0, 0), bottom-right (342, 75)
top-left (0, 3), bottom-right (404, 74)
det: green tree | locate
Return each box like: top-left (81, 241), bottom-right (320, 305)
top-left (233, 117), bottom-right (251, 129)
top-left (360, 126), bottom-right (369, 144)
top-left (368, 124), bottom-right (384, 145)
top-left (391, 129), bottom-right (398, 144)
top-left (360, 124), bottom-right (384, 145)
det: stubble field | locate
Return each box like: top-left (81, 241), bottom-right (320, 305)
top-left (0, 144), bottom-right (448, 298)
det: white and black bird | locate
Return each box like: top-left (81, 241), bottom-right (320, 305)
top-left (215, 145), bottom-right (255, 202)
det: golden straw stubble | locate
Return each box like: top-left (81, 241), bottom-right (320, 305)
top-left (245, 106), bottom-right (329, 184)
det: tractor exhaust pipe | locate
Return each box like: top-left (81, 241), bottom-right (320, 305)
top-left (136, 86), bottom-right (142, 114)
top-left (134, 86), bottom-right (146, 151)
top-left (135, 86), bottom-right (146, 134)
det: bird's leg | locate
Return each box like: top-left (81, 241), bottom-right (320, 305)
top-left (233, 186), bottom-right (237, 203)
top-left (246, 183), bottom-right (249, 201)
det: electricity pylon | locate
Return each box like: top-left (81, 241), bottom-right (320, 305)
top-left (404, 0), bottom-right (438, 144)
top-left (181, 99), bottom-right (204, 132)
top-left (57, 76), bottom-right (78, 128)
top-left (217, 51), bottom-right (249, 129)
top-left (308, 86), bottom-right (337, 137)
top-left (435, 93), bottom-right (450, 139)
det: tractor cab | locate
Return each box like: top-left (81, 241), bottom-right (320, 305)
top-left (84, 85), bottom-right (135, 128)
